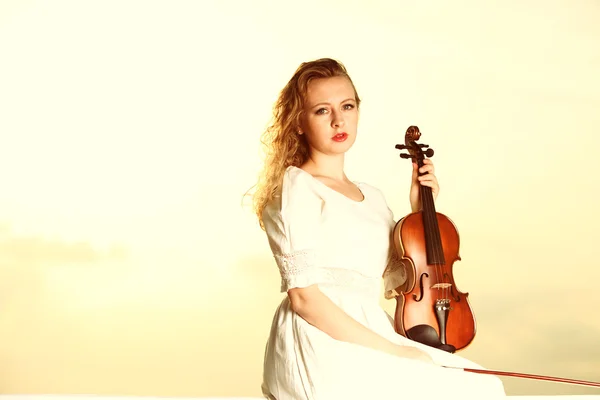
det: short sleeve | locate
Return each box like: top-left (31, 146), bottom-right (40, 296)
top-left (262, 167), bottom-right (324, 292)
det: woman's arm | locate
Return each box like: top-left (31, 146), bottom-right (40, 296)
top-left (288, 285), bottom-right (434, 363)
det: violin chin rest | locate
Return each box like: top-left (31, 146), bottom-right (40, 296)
top-left (406, 324), bottom-right (456, 353)
top-left (438, 344), bottom-right (456, 353)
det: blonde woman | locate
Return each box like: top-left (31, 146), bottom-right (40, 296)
top-left (252, 58), bottom-right (506, 399)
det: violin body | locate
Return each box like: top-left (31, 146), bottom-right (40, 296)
top-left (392, 126), bottom-right (476, 353)
top-left (392, 211), bottom-right (475, 352)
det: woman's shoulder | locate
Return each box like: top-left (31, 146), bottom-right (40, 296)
top-left (282, 165), bottom-right (320, 193)
top-left (284, 165), bottom-right (308, 180)
top-left (264, 166), bottom-right (322, 212)
top-left (354, 179), bottom-right (386, 199)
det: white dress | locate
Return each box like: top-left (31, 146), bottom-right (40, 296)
top-left (260, 166), bottom-right (506, 400)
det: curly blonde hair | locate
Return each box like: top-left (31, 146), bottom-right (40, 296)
top-left (250, 58), bottom-right (362, 230)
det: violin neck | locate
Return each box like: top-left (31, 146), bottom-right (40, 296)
top-left (419, 167), bottom-right (446, 265)
top-left (420, 184), bottom-right (436, 215)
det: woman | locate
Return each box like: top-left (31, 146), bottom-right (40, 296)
top-left (252, 58), bottom-right (506, 399)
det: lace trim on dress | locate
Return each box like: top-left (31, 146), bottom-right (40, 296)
top-left (273, 250), bottom-right (381, 296)
top-left (383, 250), bottom-right (408, 299)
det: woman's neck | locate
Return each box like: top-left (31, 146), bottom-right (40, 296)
top-left (301, 154), bottom-right (347, 182)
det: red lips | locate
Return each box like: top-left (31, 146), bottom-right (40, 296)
top-left (332, 132), bottom-right (348, 142)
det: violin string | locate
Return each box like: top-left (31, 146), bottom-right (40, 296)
top-left (420, 172), bottom-right (434, 302)
top-left (427, 167), bottom-right (450, 344)
top-left (430, 182), bottom-right (447, 305)
top-left (431, 183), bottom-right (446, 304)
top-left (421, 167), bottom-right (447, 348)
top-left (428, 184), bottom-right (443, 302)
top-left (427, 182), bottom-right (444, 301)
top-left (420, 168), bottom-right (442, 305)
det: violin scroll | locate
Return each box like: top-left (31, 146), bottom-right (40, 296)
top-left (395, 126), bottom-right (434, 162)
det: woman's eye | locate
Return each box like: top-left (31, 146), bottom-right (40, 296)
top-left (315, 104), bottom-right (354, 115)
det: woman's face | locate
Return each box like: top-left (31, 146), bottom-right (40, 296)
top-left (299, 76), bottom-right (359, 157)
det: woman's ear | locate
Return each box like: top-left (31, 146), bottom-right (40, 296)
top-left (297, 112), bottom-right (307, 135)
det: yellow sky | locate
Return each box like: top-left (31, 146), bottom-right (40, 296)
top-left (0, 0), bottom-right (599, 397)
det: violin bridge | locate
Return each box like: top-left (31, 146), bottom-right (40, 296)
top-left (431, 283), bottom-right (452, 290)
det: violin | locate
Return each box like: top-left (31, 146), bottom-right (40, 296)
top-left (391, 126), bottom-right (600, 390)
top-left (392, 125), bottom-right (475, 353)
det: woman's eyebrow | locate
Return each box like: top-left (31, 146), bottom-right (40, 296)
top-left (309, 98), bottom-right (356, 109)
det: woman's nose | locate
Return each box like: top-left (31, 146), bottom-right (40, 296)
top-left (332, 112), bottom-right (345, 128)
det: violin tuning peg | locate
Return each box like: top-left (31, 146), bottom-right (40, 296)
top-left (400, 153), bottom-right (412, 159)
top-left (395, 144), bottom-right (408, 150)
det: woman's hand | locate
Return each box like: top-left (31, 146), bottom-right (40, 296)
top-left (409, 159), bottom-right (439, 213)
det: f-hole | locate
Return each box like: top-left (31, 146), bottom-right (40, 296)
top-left (413, 272), bottom-right (429, 302)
